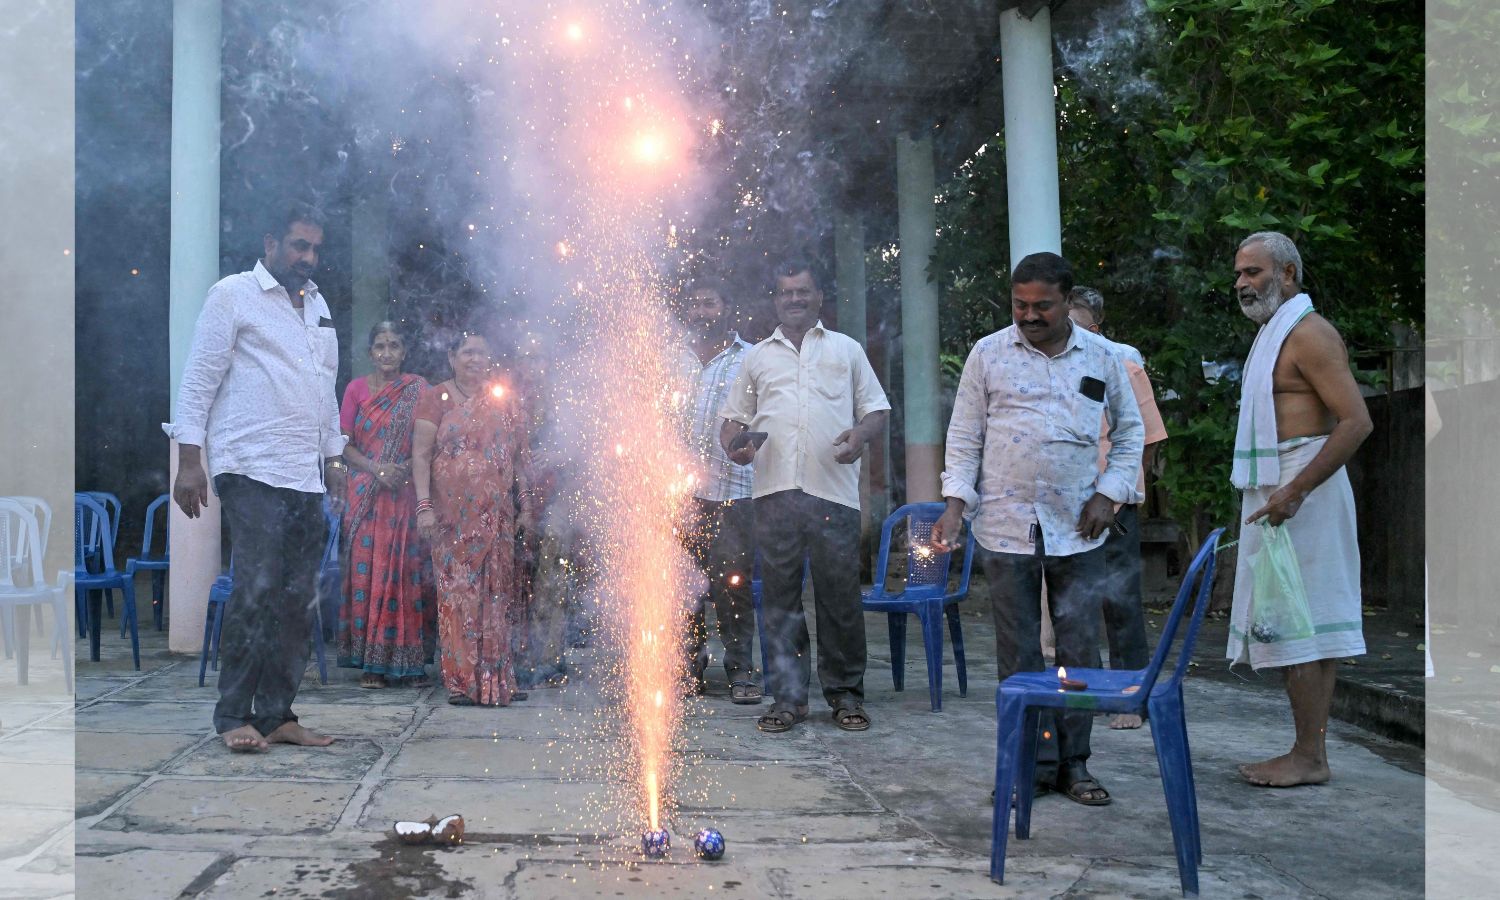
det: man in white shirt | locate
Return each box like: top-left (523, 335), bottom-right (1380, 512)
top-left (720, 261), bottom-right (890, 734)
top-left (932, 252), bottom-right (1144, 806)
top-left (165, 201), bottom-right (349, 753)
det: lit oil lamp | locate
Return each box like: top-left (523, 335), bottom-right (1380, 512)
top-left (1058, 666), bottom-right (1087, 691)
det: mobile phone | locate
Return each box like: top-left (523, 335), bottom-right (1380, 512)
top-left (1110, 518), bottom-right (1130, 537)
top-left (727, 431), bottom-right (768, 452)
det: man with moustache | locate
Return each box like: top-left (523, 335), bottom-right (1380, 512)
top-left (1226, 231), bottom-right (1371, 787)
top-left (676, 277), bottom-right (762, 704)
top-left (931, 252), bottom-right (1144, 806)
top-left (165, 201), bottom-right (347, 753)
top-left (720, 261), bottom-right (889, 734)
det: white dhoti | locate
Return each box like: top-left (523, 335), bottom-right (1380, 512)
top-left (1229, 436), bottom-right (1365, 670)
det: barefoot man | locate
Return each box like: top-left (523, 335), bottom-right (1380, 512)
top-left (1227, 231), bottom-right (1372, 787)
top-left (165, 200), bottom-right (347, 752)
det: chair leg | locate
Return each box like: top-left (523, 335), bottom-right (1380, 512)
top-left (990, 692), bottom-right (1028, 883)
top-left (199, 601), bottom-right (216, 686)
top-left (919, 605), bottom-right (945, 712)
top-left (1013, 705), bottom-right (1043, 840)
top-left (887, 612), bottom-right (907, 692)
top-left (121, 580), bottom-right (140, 671)
top-left (313, 604), bottom-right (329, 686)
top-left (946, 604), bottom-right (967, 698)
top-left (104, 588), bottom-right (114, 619)
top-left (52, 590), bottom-right (73, 695)
top-left (13, 605), bottom-right (31, 685)
top-left (211, 601), bottom-right (225, 672)
top-left (1148, 690), bottom-right (1200, 898)
top-left (152, 571), bottom-right (165, 630)
top-left (76, 586), bottom-right (88, 637)
top-left (2, 606), bottom-right (13, 660)
top-left (88, 591), bottom-right (103, 662)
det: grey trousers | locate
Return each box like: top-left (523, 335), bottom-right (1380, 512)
top-left (981, 530), bottom-right (1107, 785)
top-left (755, 489), bottom-right (865, 709)
top-left (684, 497), bottom-right (759, 683)
top-left (1102, 505), bottom-right (1149, 671)
top-left (213, 474), bottom-right (325, 736)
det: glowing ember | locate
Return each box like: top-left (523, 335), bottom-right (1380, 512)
top-left (567, 23), bottom-right (583, 40)
top-left (729, 575), bottom-right (740, 585)
top-left (709, 118), bottom-right (723, 135)
top-left (490, 385), bottom-right (504, 398)
top-left (557, 241), bottom-right (569, 256)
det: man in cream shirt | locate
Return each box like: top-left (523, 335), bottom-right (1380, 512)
top-left (720, 261), bottom-right (889, 735)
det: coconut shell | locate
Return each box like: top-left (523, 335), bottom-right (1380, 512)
top-left (394, 821), bottom-right (432, 845)
top-left (432, 814), bottom-right (465, 844)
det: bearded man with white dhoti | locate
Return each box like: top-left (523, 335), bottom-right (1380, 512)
top-left (1226, 232), bottom-right (1373, 788)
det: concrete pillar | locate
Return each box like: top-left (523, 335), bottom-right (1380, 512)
top-left (350, 194), bottom-right (391, 379)
top-left (1000, 4), bottom-right (1063, 264)
top-left (896, 132), bottom-right (943, 504)
top-left (836, 209), bottom-right (878, 556)
top-left (167, 0), bottom-right (223, 654)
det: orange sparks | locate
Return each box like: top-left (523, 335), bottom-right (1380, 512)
top-left (648, 772), bottom-right (660, 831)
top-left (558, 241), bottom-right (570, 257)
top-left (490, 385), bottom-right (505, 398)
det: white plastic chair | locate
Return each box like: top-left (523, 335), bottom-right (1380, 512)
top-left (2, 496), bottom-right (52, 640)
top-left (0, 498), bottom-right (74, 693)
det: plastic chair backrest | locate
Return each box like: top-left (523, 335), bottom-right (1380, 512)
top-left (1136, 528), bottom-right (1225, 695)
top-left (871, 502), bottom-right (975, 599)
top-left (3, 496), bottom-right (51, 565)
top-left (75, 494), bottom-right (119, 574)
top-left (140, 494), bottom-right (170, 559)
top-left (0, 499), bottom-right (46, 590)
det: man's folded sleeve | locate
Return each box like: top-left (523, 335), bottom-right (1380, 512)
top-left (851, 346), bottom-right (891, 420)
top-left (940, 346), bottom-right (987, 514)
top-left (718, 349), bottom-right (757, 425)
top-left (161, 287), bottom-right (235, 447)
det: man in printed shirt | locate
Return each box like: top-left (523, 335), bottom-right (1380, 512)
top-left (932, 252), bottom-right (1144, 806)
top-left (165, 201), bottom-right (348, 753)
top-left (1067, 288), bottom-right (1170, 731)
top-left (720, 261), bottom-right (890, 734)
top-left (677, 278), bottom-right (762, 705)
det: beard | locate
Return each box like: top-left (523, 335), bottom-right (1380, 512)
top-left (1238, 279), bottom-right (1285, 325)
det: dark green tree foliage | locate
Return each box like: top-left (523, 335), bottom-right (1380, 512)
top-left (933, 0), bottom-right (1422, 527)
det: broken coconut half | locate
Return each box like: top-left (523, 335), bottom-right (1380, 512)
top-left (394, 820), bottom-right (432, 845)
top-left (432, 814), bottom-right (465, 844)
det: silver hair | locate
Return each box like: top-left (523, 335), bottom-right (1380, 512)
top-left (1238, 231), bottom-right (1303, 285)
top-left (1066, 286), bottom-right (1106, 325)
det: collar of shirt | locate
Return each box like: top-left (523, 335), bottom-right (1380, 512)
top-left (681, 331), bottom-right (750, 367)
top-left (253, 260), bottom-right (323, 319)
top-left (768, 320), bottom-right (826, 349)
top-left (1010, 319), bottom-right (1083, 357)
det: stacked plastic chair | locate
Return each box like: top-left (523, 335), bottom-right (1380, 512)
top-left (124, 494), bottom-right (171, 631)
top-left (74, 494), bottom-right (140, 670)
top-left (861, 503), bottom-right (976, 711)
top-left (0, 498), bottom-right (74, 693)
top-left (990, 527), bottom-right (1225, 899)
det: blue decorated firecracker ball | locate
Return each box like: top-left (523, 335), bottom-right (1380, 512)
top-left (642, 828), bottom-right (671, 858)
top-left (694, 828), bottom-right (726, 860)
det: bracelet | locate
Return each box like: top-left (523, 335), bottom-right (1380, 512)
top-left (416, 499), bottom-right (434, 513)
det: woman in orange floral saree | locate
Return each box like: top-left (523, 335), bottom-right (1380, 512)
top-left (412, 333), bottom-right (533, 706)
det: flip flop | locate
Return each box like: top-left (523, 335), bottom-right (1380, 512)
top-left (730, 681), bottom-right (763, 705)
top-left (832, 704), bottom-right (870, 732)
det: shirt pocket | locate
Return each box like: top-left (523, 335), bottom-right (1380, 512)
top-left (813, 361), bottom-right (849, 400)
top-left (1055, 380), bottom-right (1105, 445)
top-left (310, 327), bottom-right (339, 377)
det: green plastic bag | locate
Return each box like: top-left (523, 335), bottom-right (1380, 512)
top-left (1248, 523), bottom-right (1316, 644)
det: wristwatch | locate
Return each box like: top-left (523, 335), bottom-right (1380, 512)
top-left (327, 459), bottom-right (349, 474)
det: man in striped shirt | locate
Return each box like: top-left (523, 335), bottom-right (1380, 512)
top-left (677, 278), bottom-right (761, 704)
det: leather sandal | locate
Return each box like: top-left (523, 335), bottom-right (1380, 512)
top-left (832, 704), bottom-right (870, 732)
top-left (758, 704), bottom-right (808, 733)
top-left (1062, 777), bottom-right (1112, 806)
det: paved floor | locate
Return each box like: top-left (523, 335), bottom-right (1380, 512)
top-left (35, 570), bottom-right (1428, 900)
top-left (0, 570), bottom-right (1431, 900)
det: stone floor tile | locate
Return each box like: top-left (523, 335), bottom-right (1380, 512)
top-left (76, 732), bottom-right (199, 772)
top-left (74, 772), bottom-right (147, 818)
top-left (75, 849), bottom-right (228, 900)
top-left (167, 736), bottom-right (383, 781)
top-left (91, 778), bottom-right (357, 835)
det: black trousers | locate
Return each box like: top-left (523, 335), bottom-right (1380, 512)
top-left (981, 530), bottom-right (1107, 785)
top-left (684, 497), bottom-right (759, 683)
top-left (1102, 505), bottom-right (1149, 671)
top-left (213, 474), bottom-right (326, 736)
top-left (755, 489), bottom-right (864, 709)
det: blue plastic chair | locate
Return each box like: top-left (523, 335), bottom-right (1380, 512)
top-left (124, 494), bottom-right (170, 633)
top-left (199, 558), bottom-right (233, 686)
top-left (312, 503), bottom-right (340, 685)
top-left (82, 491), bottom-right (123, 622)
top-left (74, 494), bottom-right (140, 670)
top-left (990, 527), bottom-right (1225, 899)
top-left (861, 503), bottom-right (976, 712)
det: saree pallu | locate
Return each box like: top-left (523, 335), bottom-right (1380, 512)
top-left (339, 374), bottom-right (430, 678)
top-left (429, 387), bottom-right (532, 706)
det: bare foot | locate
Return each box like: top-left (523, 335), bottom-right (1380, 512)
top-left (1238, 750), bottom-right (1330, 787)
top-left (265, 721), bottom-right (335, 747)
top-left (1109, 713), bottom-right (1143, 730)
top-left (222, 724), bottom-right (268, 753)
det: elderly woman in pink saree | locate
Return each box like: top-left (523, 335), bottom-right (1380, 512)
top-left (412, 333), bottom-right (534, 706)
